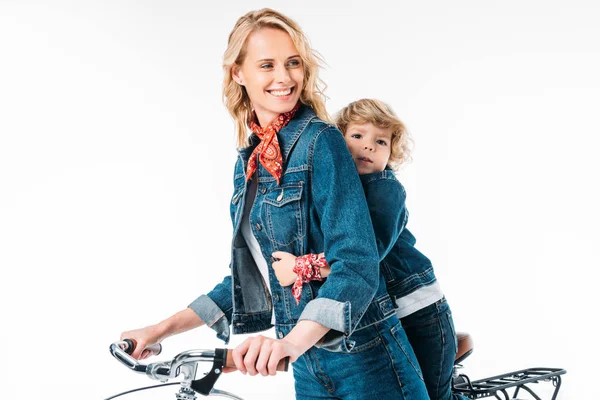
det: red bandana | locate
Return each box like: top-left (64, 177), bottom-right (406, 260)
top-left (246, 102), bottom-right (300, 184)
top-left (292, 253), bottom-right (328, 305)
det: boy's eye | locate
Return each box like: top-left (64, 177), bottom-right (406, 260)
top-left (376, 140), bottom-right (388, 146)
top-left (351, 133), bottom-right (362, 139)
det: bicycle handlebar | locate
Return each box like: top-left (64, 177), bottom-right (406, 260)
top-left (109, 340), bottom-right (289, 398)
top-left (110, 339), bottom-right (288, 384)
top-left (122, 339), bottom-right (162, 357)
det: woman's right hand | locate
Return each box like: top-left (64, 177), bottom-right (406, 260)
top-left (120, 325), bottom-right (163, 360)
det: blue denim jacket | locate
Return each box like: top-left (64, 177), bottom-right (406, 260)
top-left (359, 170), bottom-right (438, 302)
top-left (189, 104), bottom-right (394, 351)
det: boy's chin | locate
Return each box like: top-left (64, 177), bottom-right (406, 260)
top-left (357, 166), bottom-right (377, 175)
top-left (356, 165), bottom-right (384, 175)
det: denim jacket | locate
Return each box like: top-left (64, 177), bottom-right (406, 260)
top-left (188, 104), bottom-right (393, 352)
top-left (360, 170), bottom-right (440, 315)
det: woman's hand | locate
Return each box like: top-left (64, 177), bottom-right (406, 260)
top-left (232, 335), bottom-right (303, 376)
top-left (119, 308), bottom-right (205, 360)
top-left (272, 251), bottom-right (298, 286)
top-left (120, 324), bottom-right (163, 360)
top-left (231, 321), bottom-right (330, 376)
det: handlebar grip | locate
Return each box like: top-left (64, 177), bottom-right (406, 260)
top-left (225, 349), bottom-right (289, 372)
top-left (123, 338), bottom-right (162, 356)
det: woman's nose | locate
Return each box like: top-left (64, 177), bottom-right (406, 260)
top-left (275, 66), bottom-right (291, 83)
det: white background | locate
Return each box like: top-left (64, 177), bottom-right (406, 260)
top-left (1, 1), bottom-right (598, 399)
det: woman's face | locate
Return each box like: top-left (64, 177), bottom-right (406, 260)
top-left (233, 27), bottom-right (304, 127)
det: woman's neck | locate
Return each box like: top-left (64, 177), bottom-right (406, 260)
top-left (254, 109), bottom-right (279, 128)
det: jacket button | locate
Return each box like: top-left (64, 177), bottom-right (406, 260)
top-left (274, 294), bottom-right (280, 302)
top-left (261, 187), bottom-right (267, 194)
top-left (255, 223), bottom-right (262, 231)
top-left (277, 331), bottom-right (284, 339)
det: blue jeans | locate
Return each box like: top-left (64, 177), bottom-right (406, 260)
top-left (288, 315), bottom-right (429, 399)
top-left (400, 297), bottom-right (468, 400)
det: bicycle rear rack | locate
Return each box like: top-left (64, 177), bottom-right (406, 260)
top-left (453, 367), bottom-right (566, 400)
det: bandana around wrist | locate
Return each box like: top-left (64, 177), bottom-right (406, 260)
top-left (291, 253), bottom-right (329, 305)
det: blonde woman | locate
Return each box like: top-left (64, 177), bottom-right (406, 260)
top-left (120, 9), bottom-right (428, 399)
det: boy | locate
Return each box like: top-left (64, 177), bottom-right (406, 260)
top-left (273, 99), bottom-right (467, 400)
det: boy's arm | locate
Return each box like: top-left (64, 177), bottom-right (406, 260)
top-left (272, 251), bottom-right (328, 285)
top-left (360, 171), bottom-right (408, 261)
top-left (274, 172), bottom-right (408, 282)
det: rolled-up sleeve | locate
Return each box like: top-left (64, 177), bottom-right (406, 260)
top-left (188, 274), bottom-right (233, 344)
top-left (298, 127), bottom-right (380, 342)
top-left (187, 163), bottom-right (241, 344)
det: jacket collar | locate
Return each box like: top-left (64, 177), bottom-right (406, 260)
top-left (237, 103), bottom-right (317, 166)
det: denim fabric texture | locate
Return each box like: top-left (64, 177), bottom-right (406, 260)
top-left (401, 297), bottom-right (469, 400)
top-left (189, 104), bottom-right (389, 351)
top-left (187, 104), bottom-right (431, 398)
top-left (288, 314), bottom-right (428, 400)
top-left (359, 170), bottom-right (438, 300)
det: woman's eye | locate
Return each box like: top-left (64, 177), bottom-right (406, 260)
top-left (377, 140), bottom-right (388, 146)
top-left (260, 63), bottom-right (273, 69)
top-left (287, 59), bottom-right (301, 68)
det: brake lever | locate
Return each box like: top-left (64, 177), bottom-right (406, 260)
top-left (209, 388), bottom-right (244, 399)
top-left (191, 348), bottom-right (227, 396)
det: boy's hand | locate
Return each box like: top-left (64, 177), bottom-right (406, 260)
top-left (272, 251), bottom-right (298, 286)
top-left (319, 263), bottom-right (331, 278)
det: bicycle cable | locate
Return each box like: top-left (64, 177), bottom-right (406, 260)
top-left (104, 382), bottom-right (181, 400)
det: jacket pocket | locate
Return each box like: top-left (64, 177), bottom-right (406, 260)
top-left (263, 183), bottom-right (305, 247)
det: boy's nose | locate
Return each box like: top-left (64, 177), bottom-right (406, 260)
top-left (364, 145), bottom-right (373, 151)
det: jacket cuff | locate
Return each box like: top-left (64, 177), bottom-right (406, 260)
top-left (298, 297), bottom-right (351, 342)
top-left (188, 295), bottom-right (231, 344)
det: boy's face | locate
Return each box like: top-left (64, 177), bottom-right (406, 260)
top-left (344, 122), bottom-right (393, 175)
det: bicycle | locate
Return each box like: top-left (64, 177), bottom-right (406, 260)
top-left (107, 333), bottom-right (566, 399)
top-left (451, 332), bottom-right (566, 400)
top-left (107, 339), bottom-right (289, 399)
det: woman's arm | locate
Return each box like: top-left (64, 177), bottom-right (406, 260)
top-left (120, 308), bottom-right (205, 359)
top-left (120, 161), bottom-right (243, 357)
top-left (232, 320), bottom-right (329, 376)
top-left (296, 126), bottom-right (381, 340)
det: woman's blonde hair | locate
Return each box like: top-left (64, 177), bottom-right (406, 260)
top-left (335, 99), bottom-right (413, 171)
top-left (223, 8), bottom-right (329, 147)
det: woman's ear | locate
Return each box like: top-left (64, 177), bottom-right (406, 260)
top-left (232, 65), bottom-right (244, 86)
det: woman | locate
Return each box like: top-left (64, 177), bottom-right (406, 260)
top-left (120, 9), bottom-right (428, 399)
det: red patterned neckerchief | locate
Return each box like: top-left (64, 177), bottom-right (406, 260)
top-left (292, 253), bottom-right (328, 305)
top-left (246, 102), bottom-right (301, 184)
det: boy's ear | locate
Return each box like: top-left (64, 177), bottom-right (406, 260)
top-left (231, 65), bottom-right (244, 86)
